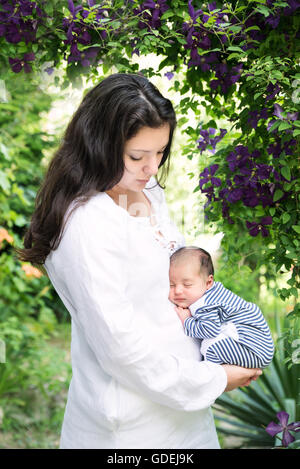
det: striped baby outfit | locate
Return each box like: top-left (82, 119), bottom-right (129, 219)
top-left (184, 282), bottom-right (274, 368)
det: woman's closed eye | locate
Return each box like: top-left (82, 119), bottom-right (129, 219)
top-left (129, 155), bottom-right (142, 161)
top-left (129, 151), bottom-right (164, 162)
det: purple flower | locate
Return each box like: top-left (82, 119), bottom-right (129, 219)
top-left (266, 82), bottom-right (280, 101)
top-left (243, 188), bottom-right (260, 208)
top-left (135, 0), bottom-right (169, 30)
top-left (265, 14), bottom-right (280, 28)
top-left (227, 145), bottom-right (250, 171)
top-left (267, 141), bottom-right (282, 158)
top-left (248, 108), bottom-right (268, 129)
top-left (266, 411), bottom-right (300, 447)
top-left (227, 186), bottom-right (244, 203)
top-left (210, 63), bottom-right (243, 94)
top-left (183, 0), bottom-right (202, 33)
top-left (274, 103), bottom-right (299, 121)
top-left (199, 164), bottom-right (221, 189)
top-left (246, 216), bottom-right (273, 237)
top-left (9, 52), bottom-right (35, 73)
top-left (79, 46), bottom-right (99, 67)
top-left (197, 128), bottom-right (227, 154)
top-left (284, 0), bottom-right (300, 15)
top-left (164, 71), bottom-right (174, 80)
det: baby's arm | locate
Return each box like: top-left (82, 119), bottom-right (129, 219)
top-left (175, 306), bottom-right (192, 325)
top-left (180, 305), bottom-right (222, 339)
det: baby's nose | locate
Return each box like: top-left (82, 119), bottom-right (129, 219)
top-left (174, 284), bottom-right (183, 294)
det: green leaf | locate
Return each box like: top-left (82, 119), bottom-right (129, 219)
top-left (278, 121), bottom-right (292, 131)
top-left (161, 10), bottom-right (174, 20)
top-left (0, 171), bottom-right (10, 192)
top-left (227, 53), bottom-right (241, 61)
top-left (292, 225), bottom-right (300, 234)
top-left (273, 189), bottom-right (284, 202)
top-left (256, 5), bottom-right (271, 17)
top-left (269, 207), bottom-right (276, 216)
top-left (268, 120), bottom-right (280, 132)
top-left (280, 166), bottom-right (291, 181)
top-left (293, 129), bottom-right (300, 137)
top-left (254, 92), bottom-right (263, 100)
top-left (244, 26), bottom-right (261, 32)
top-left (227, 46), bottom-right (244, 53)
top-left (282, 213), bottom-right (290, 224)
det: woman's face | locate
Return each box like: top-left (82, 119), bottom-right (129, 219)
top-left (116, 124), bottom-right (170, 193)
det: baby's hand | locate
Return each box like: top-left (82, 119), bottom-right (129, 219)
top-left (175, 306), bottom-right (192, 325)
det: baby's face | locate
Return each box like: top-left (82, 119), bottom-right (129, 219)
top-left (169, 259), bottom-right (212, 308)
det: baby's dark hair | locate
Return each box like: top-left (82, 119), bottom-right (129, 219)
top-left (170, 246), bottom-right (214, 277)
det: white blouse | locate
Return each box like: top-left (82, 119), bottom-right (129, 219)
top-left (44, 177), bottom-right (227, 449)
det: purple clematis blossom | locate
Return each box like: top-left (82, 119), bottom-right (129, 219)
top-left (274, 103), bottom-right (299, 121)
top-left (227, 145), bottom-right (250, 172)
top-left (267, 141), bottom-right (282, 158)
top-left (265, 14), bottom-right (280, 29)
top-left (266, 411), bottom-right (300, 447)
top-left (164, 71), bottom-right (174, 80)
top-left (136, 0), bottom-right (169, 29)
top-left (197, 128), bottom-right (226, 154)
top-left (199, 164), bottom-right (221, 189)
top-left (182, 0), bottom-right (202, 34)
top-left (9, 52), bottom-right (35, 73)
top-left (246, 216), bottom-right (273, 237)
top-left (266, 82), bottom-right (280, 101)
top-left (248, 108), bottom-right (268, 129)
top-left (226, 186), bottom-right (244, 203)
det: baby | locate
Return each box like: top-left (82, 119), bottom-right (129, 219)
top-left (169, 246), bottom-right (274, 368)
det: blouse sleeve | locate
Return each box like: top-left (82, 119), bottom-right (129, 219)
top-left (53, 196), bottom-right (227, 412)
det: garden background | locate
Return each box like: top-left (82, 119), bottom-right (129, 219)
top-left (0, 0), bottom-right (299, 449)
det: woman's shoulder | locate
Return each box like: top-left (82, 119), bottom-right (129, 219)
top-left (64, 192), bottom-right (127, 235)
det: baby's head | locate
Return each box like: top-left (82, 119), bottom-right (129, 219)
top-left (169, 246), bottom-right (214, 308)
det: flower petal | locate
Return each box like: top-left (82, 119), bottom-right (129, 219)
top-left (282, 429), bottom-right (295, 447)
top-left (265, 421), bottom-right (282, 437)
top-left (276, 411), bottom-right (289, 426)
top-left (261, 216), bottom-right (273, 225)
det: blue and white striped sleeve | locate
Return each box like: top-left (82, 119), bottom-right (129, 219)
top-left (184, 305), bottom-right (222, 339)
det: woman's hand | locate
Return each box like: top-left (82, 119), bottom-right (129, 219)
top-left (222, 364), bottom-right (262, 391)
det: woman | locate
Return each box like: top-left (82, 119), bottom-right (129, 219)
top-left (17, 73), bottom-right (261, 449)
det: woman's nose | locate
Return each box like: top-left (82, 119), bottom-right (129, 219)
top-left (144, 155), bottom-right (160, 176)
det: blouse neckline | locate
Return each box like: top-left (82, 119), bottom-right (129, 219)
top-left (103, 187), bottom-right (157, 222)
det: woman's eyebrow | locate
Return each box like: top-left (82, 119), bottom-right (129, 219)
top-left (130, 143), bottom-right (169, 152)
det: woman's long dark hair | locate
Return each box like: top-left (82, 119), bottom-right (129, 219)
top-left (15, 73), bottom-right (177, 266)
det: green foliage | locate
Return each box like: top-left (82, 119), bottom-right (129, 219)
top-left (0, 73), bottom-right (70, 442)
top-left (214, 317), bottom-right (300, 448)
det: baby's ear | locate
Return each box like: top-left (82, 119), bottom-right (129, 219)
top-left (207, 275), bottom-right (214, 287)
